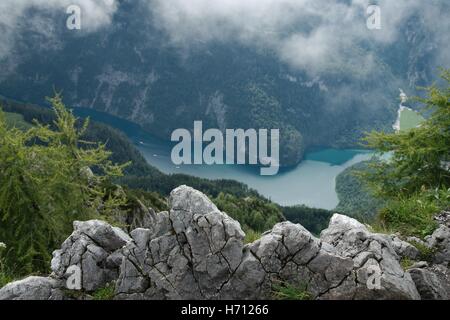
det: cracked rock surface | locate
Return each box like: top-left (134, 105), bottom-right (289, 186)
top-left (0, 277), bottom-right (65, 300)
top-left (425, 224), bottom-right (450, 265)
top-left (408, 265), bottom-right (450, 300)
top-left (319, 214), bottom-right (420, 299)
top-left (51, 219), bottom-right (131, 292)
top-left (0, 186), bottom-right (448, 300)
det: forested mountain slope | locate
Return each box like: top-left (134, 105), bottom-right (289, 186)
top-left (2, 0), bottom-right (447, 165)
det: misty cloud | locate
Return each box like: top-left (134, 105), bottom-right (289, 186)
top-left (0, 0), bottom-right (447, 78)
top-left (0, 0), bottom-right (118, 60)
top-left (146, 0), bottom-right (448, 75)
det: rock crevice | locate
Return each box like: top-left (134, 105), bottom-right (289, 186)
top-left (0, 186), bottom-right (448, 300)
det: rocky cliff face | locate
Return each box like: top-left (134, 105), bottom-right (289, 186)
top-left (0, 186), bottom-right (449, 300)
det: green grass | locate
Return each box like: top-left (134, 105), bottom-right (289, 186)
top-left (400, 257), bottom-right (414, 270)
top-left (399, 109), bottom-right (425, 131)
top-left (272, 281), bottom-right (312, 300)
top-left (0, 272), bottom-right (14, 288)
top-left (91, 282), bottom-right (116, 300)
top-left (375, 194), bottom-right (439, 238)
top-left (409, 240), bottom-right (436, 262)
top-left (244, 229), bottom-right (262, 244)
top-left (0, 246), bottom-right (13, 288)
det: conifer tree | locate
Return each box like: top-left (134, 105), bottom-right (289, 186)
top-left (0, 94), bottom-right (127, 274)
top-left (362, 69), bottom-right (450, 197)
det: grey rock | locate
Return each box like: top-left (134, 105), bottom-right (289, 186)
top-left (72, 220), bottom-right (131, 251)
top-left (408, 266), bottom-right (449, 300)
top-left (320, 214), bottom-right (421, 300)
top-left (0, 277), bottom-right (64, 300)
top-left (114, 189), bottom-right (422, 300)
top-left (434, 210), bottom-right (450, 227)
top-left (50, 220), bottom-right (132, 292)
top-left (231, 221), bottom-right (354, 299)
top-left (410, 261), bottom-right (429, 269)
top-left (390, 235), bottom-right (420, 260)
top-left (425, 225), bottom-right (450, 265)
top-left (116, 185), bottom-right (246, 299)
top-left (406, 236), bottom-right (427, 247)
top-left (2, 187), bottom-right (448, 300)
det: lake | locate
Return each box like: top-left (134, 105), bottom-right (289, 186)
top-left (74, 108), bottom-right (373, 210)
top-left (137, 142), bottom-right (372, 209)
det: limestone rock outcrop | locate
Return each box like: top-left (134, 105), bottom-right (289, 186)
top-left (0, 186), bottom-right (448, 300)
top-left (51, 219), bottom-right (131, 292)
top-left (0, 277), bottom-right (64, 300)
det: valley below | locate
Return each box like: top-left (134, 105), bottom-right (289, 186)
top-left (76, 105), bottom-right (373, 209)
top-left (0, 0), bottom-right (448, 303)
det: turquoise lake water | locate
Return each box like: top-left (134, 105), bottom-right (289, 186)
top-left (75, 108), bottom-right (373, 210)
top-left (137, 143), bottom-right (372, 209)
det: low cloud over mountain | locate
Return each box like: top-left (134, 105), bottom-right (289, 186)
top-left (147, 0), bottom-right (449, 74)
top-left (0, 0), bottom-right (117, 59)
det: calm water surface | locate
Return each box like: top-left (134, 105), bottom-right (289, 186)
top-left (75, 108), bottom-right (373, 209)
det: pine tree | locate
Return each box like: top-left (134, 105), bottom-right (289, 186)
top-left (0, 94), bottom-right (127, 274)
top-left (360, 69), bottom-right (449, 236)
top-left (362, 69), bottom-right (450, 198)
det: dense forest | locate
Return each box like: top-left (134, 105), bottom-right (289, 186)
top-left (335, 161), bottom-right (385, 222)
top-left (282, 206), bottom-right (333, 236)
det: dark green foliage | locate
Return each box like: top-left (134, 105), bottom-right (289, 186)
top-left (400, 257), bottom-right (414, 270)
top-left (212, 193), bottom-right (284, 233)
top-left (362, 69), bottom-right (450, 237)
top-left (362, 70), bottom-right (450, 198)
top-left (123, 188), bottom-right (168, 213)
top-left (244, 229), bottom-right (262, 244)
top-left (91, 282), bottom-right (116, 300)
top-left (272, 281), bottom-right (312, 300)
top-left (119, 174), bottom-right (261, 199)
top-left (81, 122), bottom-right (159, 177)
top-left (374, 191), bottom-right (442, 238)
top-left (0, 272), bottom-right (13, 289)
top-left (282, 206), bottom-right (333, 235)
top-left (4, 112), bottom-right (32, 131)
top-left (0, 243), bottom-right (13, 288)
top-left (335, 161), bottom-right (385, 222)
top-left (0, 96), bottom-right (156, 177)
top-left (0, 95), bottom-right (126, 274)
top-left (409, 240), bottom-right (437, 262)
